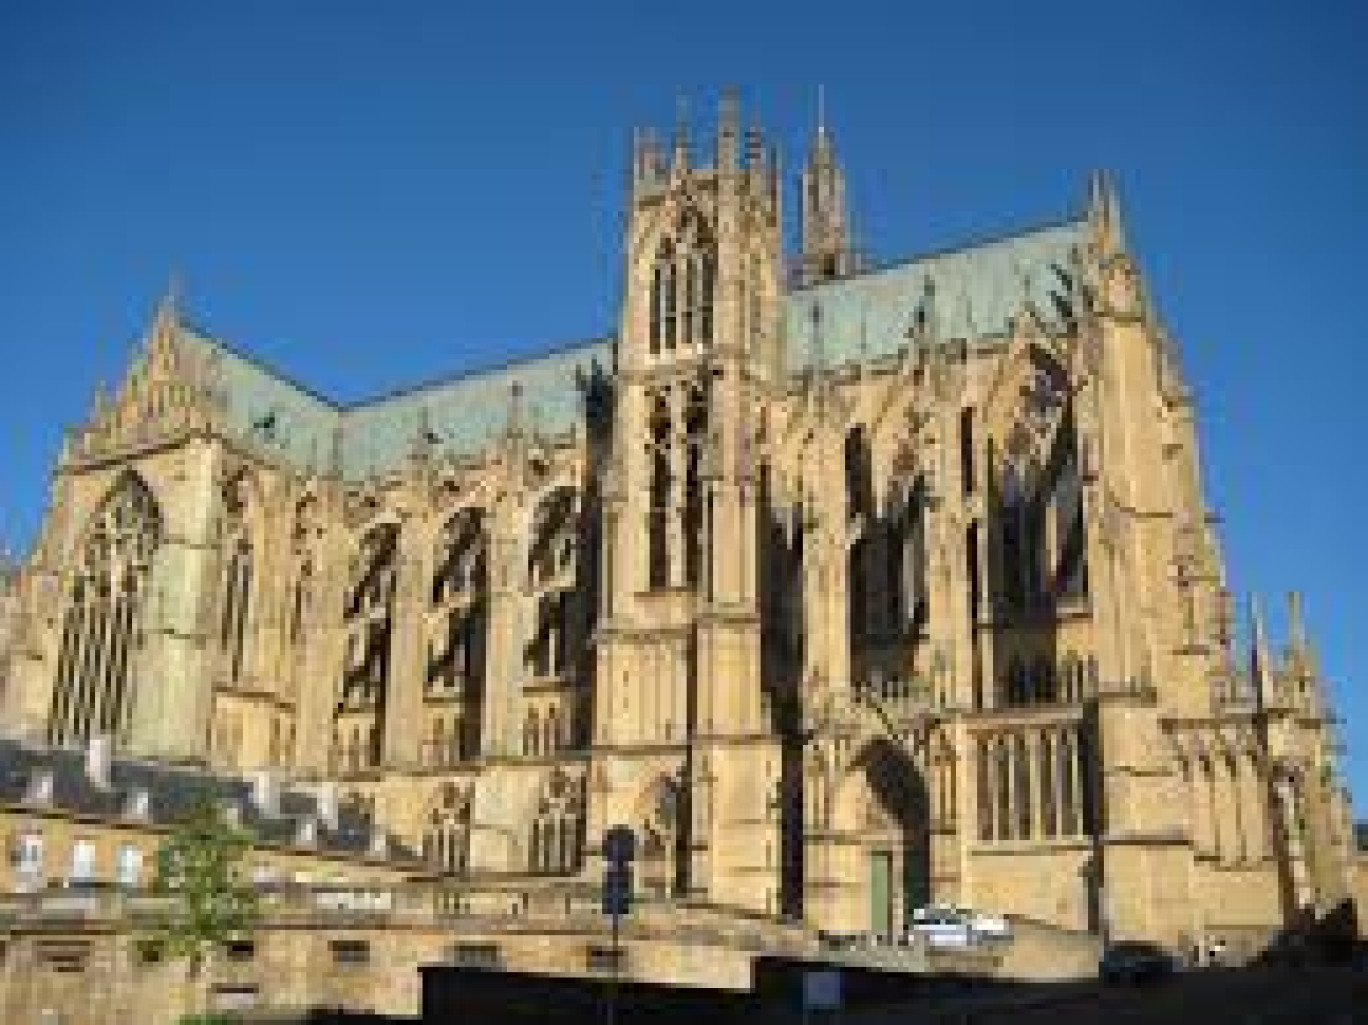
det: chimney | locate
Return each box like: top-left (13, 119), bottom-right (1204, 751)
top-left (295, 815), bottom-right (318, 849)
top-left (85, 734), bottom-right (112, 788)
top-left (250, 769), bottom-right (280, 818)
top-left (24, 768), bottom-right (54, 806)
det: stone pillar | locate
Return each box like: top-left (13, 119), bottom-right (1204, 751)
top-left (383, 523), bottom-right (428, 768)
top-left (128, 439), bottom-right (217, 762)
top-left (482, 504), bottom-right (525, 757)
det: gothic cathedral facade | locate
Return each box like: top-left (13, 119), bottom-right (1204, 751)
top-left (0, 95), bottom-right (1357, 950)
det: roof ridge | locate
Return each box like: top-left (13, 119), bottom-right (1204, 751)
top-left (788, 213), bottom-right (1085, 295)
top-left (180, 319), bottom-right (343, 412)
top-left (183, 317), bottom-right (613, 415)
top-left (342, 334), bottom-right (613, 412)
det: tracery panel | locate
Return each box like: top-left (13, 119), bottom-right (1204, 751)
top-left (334, 522), bottom-right (399, 771)
top-left (48, 473), bottom-right (162, 747)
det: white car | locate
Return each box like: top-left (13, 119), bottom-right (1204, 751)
top-left (906, 906), bottom-right (974, 948)
top-left (957, 906), bottom-right (1012, 940)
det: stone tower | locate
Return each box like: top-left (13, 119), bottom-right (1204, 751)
top-left (589, 92), bottom-right (785, 912)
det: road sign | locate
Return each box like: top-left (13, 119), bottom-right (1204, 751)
top-left (602, 864), bottom-right (632, 917)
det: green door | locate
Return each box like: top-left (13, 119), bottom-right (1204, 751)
top-left (869, 850), bottom-right (893, 937)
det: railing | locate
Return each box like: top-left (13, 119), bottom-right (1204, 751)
top-left (0, 882), bottom-right (815, 955)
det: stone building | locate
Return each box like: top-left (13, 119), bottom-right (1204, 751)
top-left (0, 94), bottom-right (1359, 1008)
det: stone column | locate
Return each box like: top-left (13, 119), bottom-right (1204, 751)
top-left (383, 523), bottom-right (428, 768)
top-left (128, 439), bottom-right (217, 762)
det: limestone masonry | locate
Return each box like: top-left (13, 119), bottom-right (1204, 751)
top-left (0, 95), bottom-right (1360, 1019)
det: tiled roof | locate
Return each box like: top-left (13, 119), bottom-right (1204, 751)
top-left (180, 215), bottom-right (1084, 480)
top-left (0, 737), bottom-right (415, 863)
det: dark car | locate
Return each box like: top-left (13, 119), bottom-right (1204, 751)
top-left (1098, 940), bottom-right (1176, 984)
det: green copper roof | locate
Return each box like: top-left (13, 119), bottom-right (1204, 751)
top-left (180, 327), bottom-right (340, 471)
top-left (782, 218), bottom-right (1084, 369)
top-left (182, 217), bottom-right (1083, 479)
top-left (340, 339), bottom-right (612, 478)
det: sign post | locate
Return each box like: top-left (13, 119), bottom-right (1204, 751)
top-left (601, 825), bottom-right (636, 1025)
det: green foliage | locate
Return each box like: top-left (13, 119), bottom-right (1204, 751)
top-left (151, 797), bottom-right (259, 973)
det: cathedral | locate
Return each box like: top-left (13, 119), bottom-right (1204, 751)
top-left (0, 91), bottom-right (1359, 993)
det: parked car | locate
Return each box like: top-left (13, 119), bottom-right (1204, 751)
top-left (956, 906), bottom-right (1012, 941)
top-left (907, 906), bottom-right (974, 948)
top-left (1098, 940), bottom-right (1176, 984)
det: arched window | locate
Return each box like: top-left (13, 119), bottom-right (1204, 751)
top-left (217, 474), bottom-right (256, 685)
top-left (220, 538), bottom-right (253, 682)
top-left (648, 211), bottom-right (716, 355)
top-left (289, 560), bottom-right (312, 647)
top-left (683, 386), bottom-right (707, 587)
top-left (526, 489), bottom-right (578, 680)
top-left (528, 770), bottom-right (583, 874)
top-left (49, 473), bottom-right (162, 747)
top-left (423, 783), bottom-right (471, 876)
top-left (337, 523), bottom-right (400, 768)
top-left (648, 392), bottom-right (670, 589)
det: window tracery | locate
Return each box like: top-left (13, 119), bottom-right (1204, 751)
top-left (422, 782), bottom-right (471, 875)
top-left (49, 473), bottom-right (162, 747)
top-left (527, 769), bottom-right (583, 874)
top-left (526, 488), bottom-right (578, 680)
top-left (218, 475), bottom-right (255, 685)
top-left (428, 507), bottom-right (488, 761)
top-left (648, 209), bottom-right (716, 355)
top-left (336, 522), bottom-right (399, 770)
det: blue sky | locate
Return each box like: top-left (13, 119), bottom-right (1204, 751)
top-left (2, 2), bottom-right (1365, 808)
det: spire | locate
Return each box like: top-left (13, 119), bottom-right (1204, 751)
top-left (1087, 169), bottom-right (1126, 257)
top-left (150, 269), bottom-right (182, 351)
top-left (801, 91), bottom-right (854, 285)
top-left (717, 86), bottom-right (740, 172)
top-left (671, 94), bottom-right (690, 172)
top-left (1287, 590), bottom-right (1307, 653)
top-left (505, 380), bottom-right (525, 438)
top-left (1250, 593), bottom-right (1273, 709)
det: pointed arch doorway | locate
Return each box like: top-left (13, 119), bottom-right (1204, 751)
top-left (830, 737), bottom-right (931, 937)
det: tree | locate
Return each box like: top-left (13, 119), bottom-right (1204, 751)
top-left (150, 796), bottom-right (259, 1023)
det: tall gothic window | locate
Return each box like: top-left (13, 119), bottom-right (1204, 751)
top-left (647, 392), bottom-right (670, 588)
top-left (527, 769), bottom-right (583, 874)
top-left (422, 783), bottom-right (471, 875)
top-left (49, 473), bottom-right (162, 746)
top-left (218, 478), bottom-right (255, 684)
top-left (526, 488), bottom-right (578, 680)
top-left (683, 386), bottom-right (707, 586)
top-left (337, 523), bottom-right (399, 769)
top-left (648, 210), bottom-right (716, 354)
top-left (428, 507), bottom-right (488, 760)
